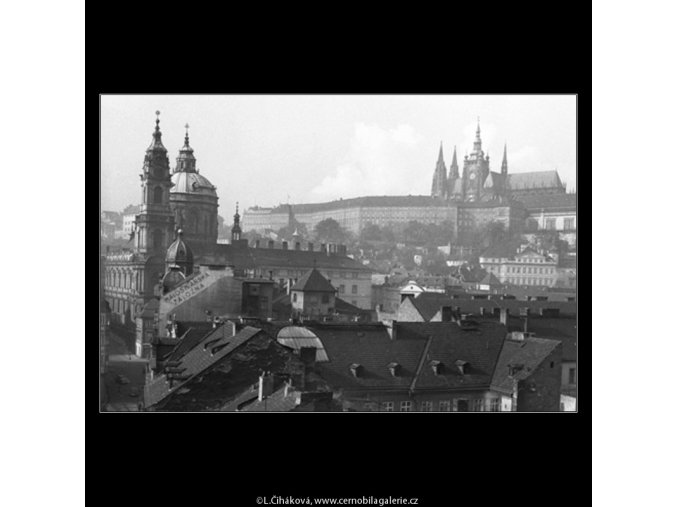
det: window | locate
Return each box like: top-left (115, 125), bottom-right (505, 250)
top-left (321, 294), bottom-right (329, 304)
top-left (420, 401), bottom-right (433, 412)
top-left (292, 293), bottom-right (297, 303)
top-left (382, 401), bottom-right (394, 412)
top-left (568, 367), bottom-right (576, 385)
top-left (489, 398), bottom-right (500, 412)
top-left (339, 285), bottom-right (345, 294)
top-left (153, 186), bottom-right (163, 204)
top-left (471, 399), bottom-right (484, 412)
top-left (352, 272), bottom-right (358, 279)
top-left (400, 401), bottom-right (412, 412)
top-left (351, 300), bottom-right (357, 306)
top-left (564, 218), bottom-right (574, 230)
top-left (351, 285), bottom-right (358, 294)
top-left (546, 218), bottom-right (556, 230)
top-left (439, 401), bottom-right (451, 412)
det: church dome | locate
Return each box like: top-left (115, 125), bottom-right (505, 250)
top-left (166, 230), bottom-right (194, 266)
top-left (170, 171), bottom-right (217, 197)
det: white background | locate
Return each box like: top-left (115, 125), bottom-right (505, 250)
top-left (1, 1), bottom-right (676, 505)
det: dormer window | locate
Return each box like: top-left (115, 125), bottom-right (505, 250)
top-left (387, 362), bottom-right (400, 377)
top-left (349, 363), bottom-right (362, 377)
top-left (455, 360), bottom-right (468, 375)
top-left (430, 360), bottom-right (444, 375)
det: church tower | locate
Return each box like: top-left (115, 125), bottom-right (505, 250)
top-left (430, 142), bottom-right (447, 198)
top-left (135, 111), bottom-right (176, 256)
top-left (231, 202), bottom-right (242, 242)
top-left (463, 118), bottom-right (490, 202)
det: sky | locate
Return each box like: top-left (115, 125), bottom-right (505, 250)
top-left (101, 95), bottom-right (576, 220)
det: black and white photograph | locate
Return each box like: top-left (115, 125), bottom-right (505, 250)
top-left (99, 94), bottom-right (577, 412)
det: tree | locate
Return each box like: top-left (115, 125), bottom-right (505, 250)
top-left (314, 218), bottom-right (349, 244)
top-left (360, 223), bottom-right (383, 243)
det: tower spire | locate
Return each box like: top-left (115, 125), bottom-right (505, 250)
top-left (472, 117), bottom-right (482, 154)
top-left (148, 110), bottom-right (167, 151)
top-left (449, 145), bottom-right (459, 178)
top-left (231, 202), bottom-right (242, 243)
top-left (501, 142), bottom-right (508, 175)
top-left (431, 140), bottom-right (448, 198)
top-left (437, 141), bottom-right (444, 162)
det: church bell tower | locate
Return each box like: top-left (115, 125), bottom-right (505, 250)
top-left (134, 111), bottom-right (175, 256)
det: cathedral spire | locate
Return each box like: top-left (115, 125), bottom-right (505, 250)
top-left (431, 141), bottom-right (447, 198)
top-left (449, 145), bottom-right (459, 178)
top-left (501, 142), bottom-right (508, 175)
top-left (472, 117), bottom-right (482, 154)
top-left (174, 121), bottom-right (196, 173)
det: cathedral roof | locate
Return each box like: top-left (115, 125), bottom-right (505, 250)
top-left (516, 192), bottom-right (576, 211)
top-left (170, 171), bottom-right (217, 197)
top-left (507, 171), bottom-right (564, 190)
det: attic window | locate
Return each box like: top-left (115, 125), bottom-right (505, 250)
top-left (430, 360), bottom-right (444, 375)
top-left (387, 362), bottom-right (401, 377)
top-left (508, 363), bottom-right (524, 376)
top-left (349, 363), bottom-right (362, 377)
top-left (210, 342), bottom-right (230, 355)
top-left (203, 337), bottom-right (222, 350)
top-left (455, 360), bottom-right (468, 375)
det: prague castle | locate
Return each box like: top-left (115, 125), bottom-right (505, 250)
top-left (242, 120), bottom-right (576, 240)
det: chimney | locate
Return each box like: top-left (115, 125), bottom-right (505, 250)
top-left (523, 315), bottom-right (529, 333)
top-left (254, 239), bottom-right (260, 248)
top-left (284, 380), bottom-right (293, 397)
top-left (386, 320), bottom-right (398, 340)
top-left (307, 242), bottom-right (314, 252)
top-left (387, 362), bottom-right (400, 377)
top-left (282, 241), bottom-right (288, 250)
top-left (500, 307), bottom-right (509, 325)
top-left (258, 371), bottom-right (274, 401)
top-left (295, 242), bottom-right (301, 251)
top-left (349, 363), bottom-right (362, 377)
top-left (106, 245), bottom-right (110, 253)
top-left (268, 240), bottom-right (275, 249)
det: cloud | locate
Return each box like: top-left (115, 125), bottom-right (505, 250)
top-left (310, 123), bottom-right (427, 201)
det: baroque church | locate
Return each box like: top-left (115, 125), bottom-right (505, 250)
top-left (103, 112), bottom-right (221, 326)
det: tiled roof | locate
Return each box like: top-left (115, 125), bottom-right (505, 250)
top-left (479, 273), bottom-right (502, 286)
top-left (396, 321), bottom-right (507, 390)
top-left (334, 298), bottom-right (369, 315)
top-left (291, 268), bottom-right (336, 293)
top-left (277, 326), bottom-right (329, 362)
top-left (144, 326), bottom-right (262, 408)
top-left (271, 195), bottom-right (453, 214)
top-left (410, 292), bottom-right (453, 321)
top-left (506, 316), bottom-right (576, 360)
top-left (164, 323), bottom-right (222, 363)
top-left (442, 298), bottom-right (577, 318)
top-left (491, 336), bottom-right (562, 393)
top-left (205, 244), bottom-right (372, 272)
top-left (310, 321), bottom-right (507, 392)
top-left (311, 324), bottom-right (427, 390)
top-left (507, 171), bottom-right (564, 191)
top-left (516, 192), bottom-right (577, 211)
top-left (480, 242), bottom-right (519, 259)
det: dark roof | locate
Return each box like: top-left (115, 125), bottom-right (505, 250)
top-left (334, 298), bottom-right (369, 315)
top-left (144, 326), bottom-right (262, 408)
top-left (507, 316), bottom-right (577, 360)
top-left (311, 324), bottom-right (427, 391)
top-left (479, 273), bottom-right (502, 286)
top-left (291, 268), bottom-right (336, 293)
top-left (508, 171), bottom-right (564, 191)
top-left (516, 192), bottom-right (577, 211)
top-left (410, 292), bottom-right (453, 321)
top-left (204, 244), bottom-right (371, 272)
top-left (491, 336), bottom-right (562, 393)
top-left (139, 298), bottom-right (160, 318)
top-left (311, 321), bottom-right (507, 392)
top-left (396, 321), bottom-right (507, 390)
top-left (443, 298), bottom-right (577, 318)
top-left (163, 323), bottom-right (221, 363)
